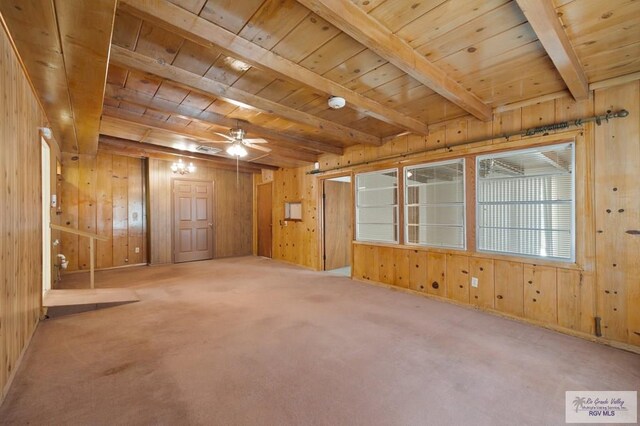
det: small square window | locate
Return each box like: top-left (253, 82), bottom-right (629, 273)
top-left (476, 143), bottom-right (575, 261)
top-left (355, 169), bottom-right (399, 243)
top-left (404, 159), bottom-right (465, 249)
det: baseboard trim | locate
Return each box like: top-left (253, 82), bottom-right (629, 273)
top-left (351, 277), bottom-right (640, 356)
top-left (269, 257), bottom-right (317, 271)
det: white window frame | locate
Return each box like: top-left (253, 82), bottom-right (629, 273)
top-left (355, 168), bottom-right (399, 244)
top-left (404, 158), bottom-right (466, 250)
top-left (475, 142), bottom-right (576, 262)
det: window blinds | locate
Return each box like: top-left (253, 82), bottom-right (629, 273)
top-left (405, 159), bottom-right (465, 248)
top-left (476, 143), bottom-right (574, 260)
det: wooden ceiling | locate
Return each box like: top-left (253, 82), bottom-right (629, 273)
top-left (1, 0), bottom-right (639, 168)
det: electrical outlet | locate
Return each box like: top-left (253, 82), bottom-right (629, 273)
top-left (134, 247), bottom-right (140, 254)
top-left (471, 277), bottom-right (479, 288)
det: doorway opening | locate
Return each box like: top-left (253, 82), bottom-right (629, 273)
top-left (322, 175), bottom-right (353, 276)
top-left (41, 138), bottom-right (51, 297)
top-left (257, 182), bottom-right (273, 258)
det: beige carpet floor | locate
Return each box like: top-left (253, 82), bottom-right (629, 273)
top-left (1, 256), bottom-right (638, 425)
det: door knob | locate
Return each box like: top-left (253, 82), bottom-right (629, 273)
top-left (208, 223), bottom-right (213, 228)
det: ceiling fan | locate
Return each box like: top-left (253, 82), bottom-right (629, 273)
top-left (204, 127), bottom-right (270, 157)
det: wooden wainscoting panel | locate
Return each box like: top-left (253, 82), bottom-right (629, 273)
top-left (445, 254), bottom-right (468, 303)
top-left (557, 268), bottom-right (583, 332)
top-left (469, 257), bottom-right (494, 309)
top-left (393, 248), bottom-right (410, 289)
top-left (378, 247), bottom-right (395, 285)
top-left (494, 260), bottom-right (524, 317)
top-left (408, 249), bottom-right (428, 292)
top-left (523, 264), bottom-right (558, 324)
top-left (364, 245), bottom-right (380, 282)
top-left (352, 244), bottom-right (366, 280)
top-left (426, 252), bottom-right (447, 297)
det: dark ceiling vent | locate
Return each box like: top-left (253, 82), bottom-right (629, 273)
top-left (196, 145), bottom-right (222, 155)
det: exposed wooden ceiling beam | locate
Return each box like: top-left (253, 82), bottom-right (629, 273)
top-left (297, 0), bottom-right (492, 122)
top-left (0, 0), bottom-right (117, 153)
top-left (514, 0), bottom-right (589, 101)
top-left (55, 0), bottom-right (117, 154)
top-left (104, 84), bottom-right (343, 155)
top-left (101, 106), bottom-right (319, 163)
top-left (99, 135), bottom-right (275, 172)
top-left (118, 0), bottom-right (430, 135)
top-left (99, 143), bottom-right (257, 172)
top-left (110, 45), bottom-right (382, 146)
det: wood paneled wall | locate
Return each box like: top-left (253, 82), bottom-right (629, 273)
top-left (257, 168), bottom-right (320, 269)
top-left (148, 159), bottom-right (253, 264)
top-left (352, 244), bottom-right (595, 335)
top-left (263, 80), bottom-right (640, 350)
top-left (60, 152), bottom-right (146, 273)
top-left (593, 82), bottom-right (640, 347)
top-left (1, 24), bottom-right (60, 402)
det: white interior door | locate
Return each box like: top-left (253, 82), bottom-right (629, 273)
top-left (41, 138), bottom-right (51, 296)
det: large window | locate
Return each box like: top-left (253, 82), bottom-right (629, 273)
top-left (405, 159), bottom-right (465, 248)
top-left (355, 169), bottom-right (398, 243)
top-left (476, 143), bottom-right (575, 261)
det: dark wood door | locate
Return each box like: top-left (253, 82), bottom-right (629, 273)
top-left (173, 179), bottom-right (214, 263)
top-left (257, 182), bottom-right (272, 258)
top-left (323, 179), bottom-right (352, 270)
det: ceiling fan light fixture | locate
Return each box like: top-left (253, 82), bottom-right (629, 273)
top-left (227, 142), bottom-right (248, 158)
top-left (229, 128), bottom-right (246, 140)
top-left (328, 96), bottom-right (346, 109)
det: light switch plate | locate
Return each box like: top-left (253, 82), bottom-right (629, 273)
top-left (471, 277), bottom-right (479, 288)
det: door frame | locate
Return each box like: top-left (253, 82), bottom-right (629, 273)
top-left (41, 137), bottom-right (51, 298)
top-left (171, 177), bottom-right (215, 263)
top-left (256, 181), bottom-right (273, 258)
top-left (317, 172), bottom-right (354, 272)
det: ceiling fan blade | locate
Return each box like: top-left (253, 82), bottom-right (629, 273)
top-left (213, 132), bottom-right (235, 141)
top-left (245, 143), bottom-right (271, 153)
top-left (198, 140), bottom-right (232, 145)
top-left (244, 138), bottom-right (269, 144)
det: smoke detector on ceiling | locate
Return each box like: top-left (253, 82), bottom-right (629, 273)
top-left (328, 96), bottom-right (346, 109)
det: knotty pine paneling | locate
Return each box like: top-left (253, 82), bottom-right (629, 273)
top-left (60, 152), bottom-right (146, 272)
top-left (594, 81), bottom-right (640, 346)
top-left (265, 82), bottom-right (640, 349)
top-left (1, 24), bottom-right (60, 402)
top-left (269, 167), bottom-right (319, 269)
top-left (148, 159), bottom-right (253, 264)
